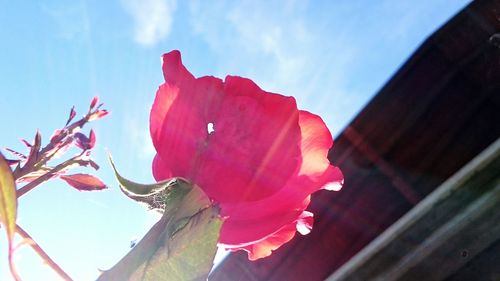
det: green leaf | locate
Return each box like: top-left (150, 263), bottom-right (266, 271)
top-left (99, 158), bottom-right (222, 281)
top-left (0, 152), bottom-right (17, 252)
top-left (136, 205), bottom-right (222, 281)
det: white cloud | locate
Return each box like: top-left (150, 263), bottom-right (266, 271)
top-left (121, 0), bottom-right (177, 47)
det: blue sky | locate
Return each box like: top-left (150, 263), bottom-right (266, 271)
top-left (0, 0), bottom-right (470, 280)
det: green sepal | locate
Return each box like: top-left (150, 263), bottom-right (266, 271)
top-left (109, 154), bottom-right (173, 196)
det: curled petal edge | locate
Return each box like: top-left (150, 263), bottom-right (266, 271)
top-left (221, 211), bottom-right (314, 261)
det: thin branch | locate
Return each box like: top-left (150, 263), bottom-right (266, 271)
top-left (16, 154), bottom-right (81, 198)
top-left (15, 225), bottom-right (73, 281)
top-left (37, 112), bottom-right (91, 158)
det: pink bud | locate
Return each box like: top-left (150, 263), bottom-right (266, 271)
top-left (66, 106), bottom-right (77, 126)
top-left (89, 129), bottom-right (96, 149)
top-left (90, 96), bottom-right (99, 110)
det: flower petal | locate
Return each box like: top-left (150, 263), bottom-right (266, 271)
top-left (151, 51), bottom-right (224, 180)
top-left (162, 51), bottom-right (224, 121)
top-left (297, 110), bottom-right (344, 191)
top-left (225, 211), bottom-right (314, 260)
top-left (150, 83), bottom-right (199, 177)
top-left (152, 153), bottom-right (173, 180)
top-left (219, 196), bottom-right (311, 246)
top-left (161, 50), bottom-right (195, 86)
top-left (295, 211), bottom-right (314, 235)
top-left (194, 76), bottom-right (301, 202)
top-left (320, 166), bottom-right (344, 191)
top-left (297, 110), bottom-right (333, 176)
top-left (215, 111), bottom-right (343, 245)
top-left (245, 224), bottom-right (297, 261)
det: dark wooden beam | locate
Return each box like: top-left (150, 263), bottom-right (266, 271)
top-left (328, 138), bottom-right (500, 281)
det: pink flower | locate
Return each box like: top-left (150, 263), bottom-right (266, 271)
top-left (150, 50), bottom-right (343, 260)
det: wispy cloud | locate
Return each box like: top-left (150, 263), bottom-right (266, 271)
top-left (189, 1), bottom-right (315, 95)
top-left (188, 0), bottom-right (355, 135)
top-left (121, 0), bottom-right (177, 47)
